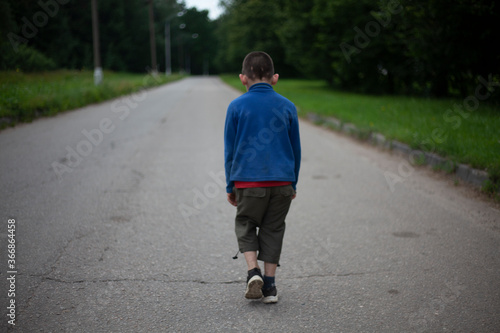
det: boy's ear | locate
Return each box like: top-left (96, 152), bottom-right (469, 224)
top-left (271, 73), bottom-right (279, 86)
top-left (239, 74), bottom-right (248, 86)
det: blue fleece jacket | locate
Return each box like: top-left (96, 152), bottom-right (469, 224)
top-left (224, 82), bottom-right (301, 193)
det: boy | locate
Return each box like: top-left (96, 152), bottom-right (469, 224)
top-left (224, 51), bottom-right (301, 304)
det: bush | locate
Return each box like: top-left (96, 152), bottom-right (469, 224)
top-left (1, 44), bottom-right (56, 72)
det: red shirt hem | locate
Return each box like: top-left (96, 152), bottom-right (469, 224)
top-left (234, 181), bottom-right (292, 188)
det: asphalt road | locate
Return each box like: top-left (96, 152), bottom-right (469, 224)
top-left (1, 77), bottom-right (499, 333)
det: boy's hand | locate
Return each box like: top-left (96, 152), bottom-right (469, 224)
top-left (227, 192), bottom-right (237, 206)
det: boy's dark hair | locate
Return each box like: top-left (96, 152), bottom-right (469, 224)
top-left (241, 51), bottom-right (274, 81)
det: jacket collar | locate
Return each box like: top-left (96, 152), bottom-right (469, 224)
top-left (248, 82), bottom-right (273, 91)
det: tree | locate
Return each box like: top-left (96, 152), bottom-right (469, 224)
top-left (169, 7), bottom-right (216, 75)
top-left (276, 0), bottom-right (325, 79)
top-left (0, 0), bottom-right (218, 74)
top-left (390, 0), bottom-right (500, 97)
top-left (214, 0), bottom-right (294, 76)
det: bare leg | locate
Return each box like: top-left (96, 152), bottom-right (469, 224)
top-left (264, 262), bottom-right (277, 277)
top-left (243, 251), bottom-right (260, 271)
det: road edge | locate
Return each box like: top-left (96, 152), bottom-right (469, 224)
top-left (305, 112), bottom-right (493, 192)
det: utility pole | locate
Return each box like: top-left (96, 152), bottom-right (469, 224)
top-left (91, 0), bottom-right (102, 85)
top-left (165, 20), bottom-right (171, 75)
top-left (165, 10), bottom-right (186, 76)
top-left (148, 0), bottom-right (158, 76)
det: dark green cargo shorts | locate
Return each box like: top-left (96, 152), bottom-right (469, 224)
top-left (235, 185), bottom-right (295, 264)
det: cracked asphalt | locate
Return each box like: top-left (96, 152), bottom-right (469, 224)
top-left (1, 77), bottom-right (499, 332)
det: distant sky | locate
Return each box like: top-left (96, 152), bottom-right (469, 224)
top-left (183, 0), bottom-right (224, 20)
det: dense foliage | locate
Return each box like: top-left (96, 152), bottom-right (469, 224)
top-left (1, 0), bottom-right (215, 74)
top-left (216, 0), bottom-right (500, 99)
top-left (1, 0), bottom-right (499, 99)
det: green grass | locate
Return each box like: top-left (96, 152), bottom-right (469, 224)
top-left (220, 74), bottom-right (500, 175)
top-left (0, 70), bottom-right (185, 127)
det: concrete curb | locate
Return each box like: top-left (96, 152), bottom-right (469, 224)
top-left (306, 113), bottom-right (490, 189)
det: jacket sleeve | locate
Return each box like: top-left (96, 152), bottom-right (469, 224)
top-left (224, 105), bottom-right (237, 193)
top-left (290, 106), bottom-right (301, 191)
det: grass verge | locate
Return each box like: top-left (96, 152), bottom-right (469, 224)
top-left (220, 74), bottom-right (500, 193)
top-left (0, 70), bottom-right (185, 128)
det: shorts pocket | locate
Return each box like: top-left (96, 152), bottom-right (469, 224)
top-left (243, 187), bottom-right (266, 198)
top-left (280, 186), bottom-right (295, 197)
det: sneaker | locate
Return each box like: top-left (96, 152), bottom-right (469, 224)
top-left (245, 268), bottom-right (263, 299)
top-left (262, 286), bottom-right (278, 304)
